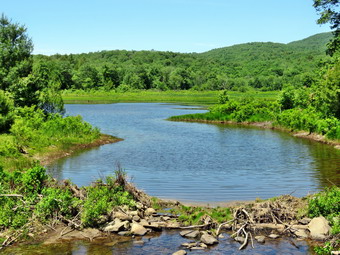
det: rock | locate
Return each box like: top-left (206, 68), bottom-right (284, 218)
top-left (268, 234), bottom-right (279, 239)
top-left (139, 219), bottom-right (149, 226)
top-left (132, 215), bottom-right (141, 222)
top-left (308, 216), bottom-right (331, 240)
top-left (145, 208), bottom-right (156, 216)
top-left (294, 229), bottom-right (309, 239)
top-left (103, 219), bottom-right (125, 232)
top-left (131, 223), bottom-right (147, 236)
top-left (133, 240), bottom-right (145, 245)
top-left (162, 216), bottom-right (171, 221)
top-left (113, 211), bottom-right (132, 221)
top-left (172, 250), bottom-right (187, 255)
top-left (167, 222), bottom-right (181, 228)
top-left (200, 233), bottom-right (219, 245)
top-left (181, 242), bottom-right (197, 248)
top-left (218, 234), bottom-right (225, 239)
top-left (146, 223), bottom-right (162, 232)
top-left (129, 211), bottom-right (139, 216)
top-left (255, 236), bottom-right (265, 243)
top-left (180, 230), bottom-right (199, 238)
top-left (136, 202), bottom-right (143, 209)
top-left (200, 243), bottom-right (208, 248)
top-left (222, 224), bottom-right (232, 230)
top-left (299, 218), bottom-right (312, 225)
top-left (234, 236), bottom-right (245, 243)
top-left (185, 230), bottom-right (200, 238)
top-left (191, 247), bottom-right (205, 250)
top-left (118, 231), bottom-right (131, 236)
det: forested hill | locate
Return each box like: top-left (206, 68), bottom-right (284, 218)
top-left (287, 32), bottom-right (333, 51)
top-left (34, 32), bottom-right (332, 91)
top-left (200, 32), bottom-right (332, 69)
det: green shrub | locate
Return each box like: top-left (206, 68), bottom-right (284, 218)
top-left (0, 90), bottom-right (15, 132)
top-left (35, 187), bottom-right (81, 221)
top-left (308, 187), bottom-right (340, 234)
top-left (81, 179), bottom-right (136, 227)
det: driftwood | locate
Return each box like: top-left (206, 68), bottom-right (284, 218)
top-left (229, 195), bottom-right (308, 250)
top-left (216, 219), bottom-right (234, 236)
top-left (0, 194), bottom-right (23, 197)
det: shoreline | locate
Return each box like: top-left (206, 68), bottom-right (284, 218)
top-left (169, 119), bottom-right (340, 149)
top-left (33, 134), bottom-right (123, 166)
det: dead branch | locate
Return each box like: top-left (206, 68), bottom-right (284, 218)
top-left (239, 231), bottom-right (249, 250)
top-left (179, 223), bottom-right (210, 229)
top-left (0, 194), bottom-right (23, 197)
top-left (216, 219), bottom-right (234, 237)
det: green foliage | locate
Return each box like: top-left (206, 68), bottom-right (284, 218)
top-left (35, 187), bottom-right (80, 221)
top-left (218, 90), bottom-right (229, 104)
top-left (81, 177), bottom-right (136, 227)
top-left (0, 165), bottom-right (47, 229)
top-left (313, 0), bottom-right (340, 56)
top-left (172, 205), bottom-right (232, 226)
top-left (0, 165), bottom-right (138, 232)
top-left (0, 14), bottom-right (33, 91)
top-left (29, 32), bottom-right (332, 92)
top-left (9, 106), bottom-right (100, 153)
top-left (0, 90), bottom-right (15, 132)
top-left (308, 186), bottom-right (340, 234)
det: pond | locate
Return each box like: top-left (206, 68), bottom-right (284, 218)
top-left (47, 103), bottom-right (340, 203)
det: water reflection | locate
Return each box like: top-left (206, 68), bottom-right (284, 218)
top-left (47, 103), bottom-right (340, 202)
top-left (3, 231), bottom-right (314, 255)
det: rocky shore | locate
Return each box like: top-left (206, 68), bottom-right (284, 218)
top-left (32, 191), bottom-right (336, 254)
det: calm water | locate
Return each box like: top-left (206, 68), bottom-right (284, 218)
top-left (3, 230), bottom-right (314, 255)
top-left (47, 103), bottom-right (340, 203)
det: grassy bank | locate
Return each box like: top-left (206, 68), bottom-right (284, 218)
top-left (0, 106), bottom-right (120, 171)
top-left (62, 90), bottom-right (279, 105)
top-left (169, 97), bottom-right (340, 146)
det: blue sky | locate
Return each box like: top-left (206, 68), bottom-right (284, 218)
top-left (2, 0), bottom-right (331, 55)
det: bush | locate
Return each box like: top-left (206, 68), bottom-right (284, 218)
top-left (0, 90), bottom-right (15, 132)
top-left (308, 186), bottom-right (340, 234)
top-left (81, 177), bottom-right (136, 227)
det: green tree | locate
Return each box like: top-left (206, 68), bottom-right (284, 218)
top-left (313, 0), bottom-right (340, 55)
top-left (0, 90), bottom-right (15, 132)
top-left (0, 14), bottom-right (33, 90)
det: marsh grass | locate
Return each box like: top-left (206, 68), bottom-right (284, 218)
top-left (62, 90), bottom-right (279, 105)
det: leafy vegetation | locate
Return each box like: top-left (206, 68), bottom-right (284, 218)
top-left (169, 205), bottom-right (232, 226)
top-left (31, 32), bottom-right (332, 93)
top-left (0, 166), bottom-right (136, 231)
top-left (308, 186), bottom-right (340, 235)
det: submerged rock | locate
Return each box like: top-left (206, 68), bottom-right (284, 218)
top-left (234, 236), bottom-right (246, 243)
top-left (268, 234), bottom-right (279, 239)
top-left (294, 229), bottom-right (309, 239)
top-left (308, 216), bottom-right (331, 240)
top-left (255, 235), bottom-right (265, 243)
top-left (172, 250), bottom-right (187, 255)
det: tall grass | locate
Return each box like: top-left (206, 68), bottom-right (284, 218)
top-left (62, 89), bottom-right (279, 105)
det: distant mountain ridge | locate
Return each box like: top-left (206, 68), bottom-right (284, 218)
top-left (36, 32), bottom-right (333, 91)
top-left (200, 32), bottom-right (332, 62)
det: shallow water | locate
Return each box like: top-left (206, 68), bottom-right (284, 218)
top-left (3, 230), bottom-right (315, 255)
top-left (47, 103), bottom-right (340, 203)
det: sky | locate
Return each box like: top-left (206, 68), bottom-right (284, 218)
top-left (1, 0), bottom-right (331, 55)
